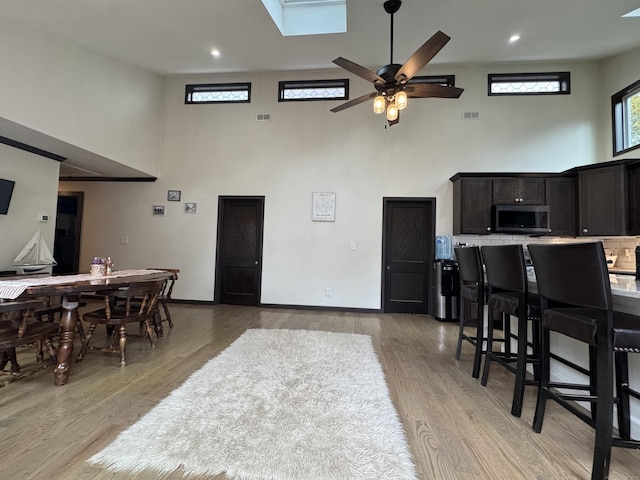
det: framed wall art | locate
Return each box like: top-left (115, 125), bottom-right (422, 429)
top-left (312, 192), bottom-right (336, 222)
top-left (185, 202), bottom-right (197, 214)
top-left (167, 190), bottom-right (181, 201)
top-left (152, 205), bottom-right (165, 215)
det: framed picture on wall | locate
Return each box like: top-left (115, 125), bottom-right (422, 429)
top-left (152, 205), bottom-right (165, 215)
top-left (185, 202), bottom-right (197, 214)
top-left (167, 190), bottom-right (181, 201)
top-left (312, 192), bottom-right (336, 222)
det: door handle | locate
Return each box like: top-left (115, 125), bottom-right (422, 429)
top-left (386, 265), bottom-right (391, 270)
top-left (255, 261), bottom-right (259, 265)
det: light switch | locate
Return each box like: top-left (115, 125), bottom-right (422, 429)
top-left (350, 241), bottom-right (357, 250)
top-left (120, 236), bottom-right (129, 244)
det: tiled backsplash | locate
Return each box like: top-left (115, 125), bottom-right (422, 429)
top-left (452, 234), bottom-right (640, 272)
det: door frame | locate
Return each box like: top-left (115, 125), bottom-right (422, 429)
top-left (381, 197), bottom-right (436, 313)
top-left (213, 196), bottom-right (265, 305)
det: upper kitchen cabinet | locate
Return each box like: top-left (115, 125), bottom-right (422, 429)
top-left (627, 164), bottom-right (640, 235)
top-left (545, 175), bottom-right (577, 236)
top-left (577, 163), bottom-right (628, 236)
top-left (492, 177), bottom-right (546, 205)
top-left (451, 176), bottom-right (493, 235)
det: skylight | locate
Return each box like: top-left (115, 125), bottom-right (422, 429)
top-left (261, 0), bottom-right (346, 36)
top-left (622, 8), bottom-right (640, 17)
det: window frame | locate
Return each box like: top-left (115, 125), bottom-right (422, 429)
top-left (185, 82), bottom-right (252, 104)
top-left (488, 72), bottom-right (571, 96)
top-left (278, 79), bottom-right (349, 103)
top-left (612, 78), bottom-right (640, 156)
top-left (408, 75), bottom-right (456, 87)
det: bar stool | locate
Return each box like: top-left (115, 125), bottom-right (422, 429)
top-left (528, 241), bottom-right (640, 480)
top-left (454, 246), bottom-right (486, 378)
top-left (480, 244), bottom-right (541, 417)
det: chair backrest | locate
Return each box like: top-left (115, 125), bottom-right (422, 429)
top-left (146, 268), bottom-right (179, 298)
top-left (105, 279), bottom-right (165, 318)
top-left (528, 242), bottom-right (611, 310)
top-left (0, 300), bottom-right (42, 321)
top-left (454, 246), bottom-right (483, 284)
top-left (481, 244), bottom-right (528, 293)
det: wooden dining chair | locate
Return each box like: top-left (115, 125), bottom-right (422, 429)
top-left (76, 279), bottom-right (165, 367)
top-left (146, 268), bottom-right (179, 328)
top-left (0, 299), bottom-right (58, 380)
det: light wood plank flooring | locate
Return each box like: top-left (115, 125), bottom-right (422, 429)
top-left (1, 304), bottom-right (640, 479)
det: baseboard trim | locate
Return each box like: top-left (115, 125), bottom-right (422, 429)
top-left (169, 299), bottom-right (381, 314)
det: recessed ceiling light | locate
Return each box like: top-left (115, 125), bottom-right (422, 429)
top-left (210, 49), bottom-right (221, 58)
top-left (623, 8), bottom-right (640, 17)
top-left (509, 35), bottom-right (521, 43)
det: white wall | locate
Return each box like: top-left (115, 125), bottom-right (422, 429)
top-left (0, 18), bottom-right (164, 176)
top-left (0, 143), bottom-right (59, 270)
top-left (61, 60), bottom-right (601, 307)
top-left (601, 46), bottom-right (640, 161)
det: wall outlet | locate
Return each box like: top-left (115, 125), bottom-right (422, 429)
top-left (325, 288), bottom-right (332, 296)
top-left (38, 213), bottom-right (49, 222)
top-left (120, 236), bottom-right (129, 244)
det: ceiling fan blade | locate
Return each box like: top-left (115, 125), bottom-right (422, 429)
top-left (405, 83), bottom-right (463, 98)
top-left (330, 92), bottom-right (378, 113)
top-left (333, 57), bottom-right (385, 84)
top-left (394, 31), bottom-right (451, 83)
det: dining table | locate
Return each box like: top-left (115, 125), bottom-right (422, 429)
top-left (0, 269), bottom-right (175, 386)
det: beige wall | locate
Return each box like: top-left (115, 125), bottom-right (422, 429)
top-left (0, 18), bottom-right (164, 176)
top-left (601, 47), bottom-right (640, 161)
top-left (0, 143), bottom-right (59, 269)
top-left (62, 60), bottom-right (602, 307)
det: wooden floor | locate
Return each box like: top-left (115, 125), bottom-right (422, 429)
top-left (1, 304), bottom-right (640, 479)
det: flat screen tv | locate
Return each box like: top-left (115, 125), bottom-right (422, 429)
top-left (0, 178), bottom-right (15, 215)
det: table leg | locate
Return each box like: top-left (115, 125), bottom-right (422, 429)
top-left (54, 294), bottom-right (79, 386)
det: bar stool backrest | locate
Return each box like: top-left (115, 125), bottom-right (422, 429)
top-left (455, 246), bottom-right (483, 285)
top-left (481, 244), bottom-right (527, 293)
top-left (528, 242), bottom-right (611, 311)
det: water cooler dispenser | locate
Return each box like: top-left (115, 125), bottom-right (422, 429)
top-left (432, 235), bottom-right (458, 322)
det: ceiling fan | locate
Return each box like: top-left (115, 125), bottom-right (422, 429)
top-left (331, 0), bottom-right (463, 126)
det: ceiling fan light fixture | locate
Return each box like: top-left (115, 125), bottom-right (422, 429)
top-left (386, 102), bottom-right (399, 122)
top-left (395, 90), bottom-right (408, 110)
top-left (373, 95), bottom-right (386, 114)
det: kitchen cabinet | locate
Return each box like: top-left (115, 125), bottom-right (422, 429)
top-left (452, 177), bottom-right (493, 235)
top-left (578, 164), bottom-right (627, 236)
top-left (627, 165), bottom-right (640, 235)
top-left (545, 176), bottom-right (576, 236)
top-left (492, 177), bottom-right (545, 205)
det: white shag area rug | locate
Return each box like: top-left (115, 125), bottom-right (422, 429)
top-left (89, 328), bottom-right (417, 480)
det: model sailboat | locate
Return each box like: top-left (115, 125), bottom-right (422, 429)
top-left (13, 230), bottom-right (57, 273)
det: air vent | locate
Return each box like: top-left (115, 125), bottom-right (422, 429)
top-left (256, 113), bottom-right (271, 122)
top-left (462, 111), bottom-right (480, 120)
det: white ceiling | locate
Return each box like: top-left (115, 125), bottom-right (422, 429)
top-left (2, 0), bottom-right (639, 75)
top-left (1, 0), bottom-right (639, 177)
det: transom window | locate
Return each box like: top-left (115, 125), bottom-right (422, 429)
top-left (409, 75), bottom-right (456, 87)
top-left (185, 83), bottom-right (251, 104)
top-left (278, 79), bottom-right (349, 102)
top-left (612, 79), bottom-right (640, 156)
top-left (488, 72), bottom-right (570, 96)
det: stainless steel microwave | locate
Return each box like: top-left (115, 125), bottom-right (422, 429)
top-left (492, 204), bottom-right (550, 234)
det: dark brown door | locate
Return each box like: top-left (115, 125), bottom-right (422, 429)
top-left (382, 198), bottom-right (436, 313)
top-left (215, 197), bottom-right (264, 306)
